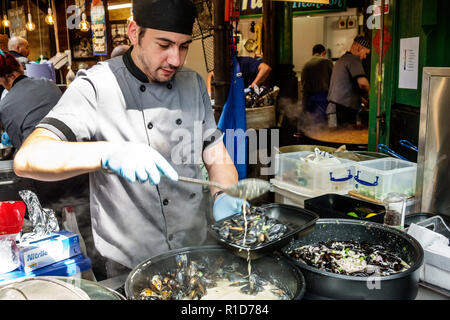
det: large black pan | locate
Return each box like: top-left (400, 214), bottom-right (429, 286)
top-left (209, 204), bottom-right (319, 260)
top-left (125, 245), bottom-right (306, 300)
top-left (282, 219), bottom-right (424, 300)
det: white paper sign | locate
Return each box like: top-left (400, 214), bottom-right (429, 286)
top-left (398, 37), bottom-right (420, 89)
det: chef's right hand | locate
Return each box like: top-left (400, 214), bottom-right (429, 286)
top-left (101, 143), bottom-right (178, 184)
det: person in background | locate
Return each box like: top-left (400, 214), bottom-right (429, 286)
top-left (206, 56), bottom-right (272, 97)
top-left (0, 51), bottom-right (59, 150)
top-left (326, 36), bottom-right (371, 127)
top-left (111, 44), bottom-right (130, 58)
top-left (301, 44), bottom-right (333, 123)
top-left (237, 56), bottom-right (271, 90)
top-left (8, 36), bottom-right (30, 69)
top-left (0, 36), bottom-right (30, 100)
top-left (14, 0), bottom-right (245, 279)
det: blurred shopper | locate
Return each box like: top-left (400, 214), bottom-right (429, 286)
top-left (0, 51), bottom-right (59, 150)
top-left (301, 44), bottom-right (333, 123)
top-left (326, 36), bottom-right (370, 127)
top-left (8, 36), bottom-right (30, 69)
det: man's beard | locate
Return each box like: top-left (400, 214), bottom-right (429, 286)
top-left (136, 51), bottom-right (178, 83)
top-left (153, 65), bottom-right (179, 83)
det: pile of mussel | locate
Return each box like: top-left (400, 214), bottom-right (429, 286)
top-left (286, 240), bottom-right (410, 277)
top-left (138, 254), bottom-right (289, 300)
top-left (211, 207), bottom-right (288, 248)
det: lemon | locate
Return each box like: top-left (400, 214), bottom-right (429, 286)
top-left (365, 213), bottom-right (378, 218)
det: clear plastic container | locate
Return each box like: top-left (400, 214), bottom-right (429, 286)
top-left (383, 193), bottom-right (407, 229)
top-left (275, 151), bottom-right (356, 194)
top-left (353, 157), bottom-right (417, 201)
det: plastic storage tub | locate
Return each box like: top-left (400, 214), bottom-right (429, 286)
top-left (353, 157), bottom-right (417, 201)
top-left (304, 194), bottom-right (386, 223)
top-left (275, 151), bottom-right (356, 194)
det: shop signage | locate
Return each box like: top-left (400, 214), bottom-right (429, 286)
top-left (373, 0), bottom-right (389, 16)
top-left (8, 6), bottom-right (26, 38)
top-left (90, 0), bottom-right (108, 56)
top-left (240, 0), bottom-right (346, 18)
top-left (272, 0), bottom-right (330, 3)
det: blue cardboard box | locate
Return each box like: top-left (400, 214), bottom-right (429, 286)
top-left (18, 230), bottom-right (81, 272)
top-left (0, 254), bottom-right (92, 283)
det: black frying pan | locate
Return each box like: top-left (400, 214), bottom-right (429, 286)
top-left (282, 219), bottom-right (424, 300)
top-left (125, 245), bottom-right (306, 300)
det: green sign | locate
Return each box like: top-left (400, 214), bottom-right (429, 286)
top-left (240, 0), bottom-right (347, 18)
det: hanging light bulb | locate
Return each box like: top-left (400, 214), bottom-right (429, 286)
top-left (45, 7), bottom-right (54, 25)
top-left (26, 13), bottom-right (35, 31)
top-left (1, 15), bottom-right (10, 28)
top-left (79, 13), bottom-right (90, 32)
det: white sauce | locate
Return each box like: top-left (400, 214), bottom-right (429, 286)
top-left (199, 279), bottom-right (281, 300)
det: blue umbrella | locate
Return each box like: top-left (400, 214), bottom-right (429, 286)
top-left (218, 55), bottom-right (247, 180)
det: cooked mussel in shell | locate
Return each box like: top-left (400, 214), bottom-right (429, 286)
top-left (211, 207), bottom-right (289, 248)
top-left (286, 240), bottom-right (410, 276)
top-left (137, 254), bottom-right (289, 300)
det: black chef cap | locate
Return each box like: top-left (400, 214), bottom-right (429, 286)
top-left (354, 36), bottom-right (370, 49)
top-left (133, 0), bottom-right (197, 36)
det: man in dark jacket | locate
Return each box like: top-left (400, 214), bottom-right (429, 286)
top-left (301, 44), bottom-right (333, 123)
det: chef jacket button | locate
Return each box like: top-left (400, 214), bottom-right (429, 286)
top-left (168, 234), bottom-right (174, 241)
top-left (176, 118), bottom-right (182, 125)
top-left (202, 120), bottom-right (205, 124)
top-left (167, 83), bottom-right (173, 89)
top-left (147, 122), bottom-right (153, 129)
top-left (182, 156), bottom-right (187, 163)
top-left (163, 199), bottom-right (169, 206)
top-left (140, 85), bottom-right (146, 92)
top-left (189, 193), bottom-right (196, 199)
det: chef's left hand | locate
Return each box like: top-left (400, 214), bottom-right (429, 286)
top-left (213, 194), bottom-right (249, 221)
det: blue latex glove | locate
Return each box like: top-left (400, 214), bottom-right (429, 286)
top-left (1, 132), bottom-right (11, 147)
top-left (101, 143), bottom-right (178, 184)
top-left (213, 194), bottom-right (249, 221)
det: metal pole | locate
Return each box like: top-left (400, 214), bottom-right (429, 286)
top-left (51, 0), bottom-right (59, 53)
top-left (262, 0), bottom-right (274, 87)
top-left (375, 0), bottom-right (385, 150)
top-left (212, 0), bottom-right (231, 121)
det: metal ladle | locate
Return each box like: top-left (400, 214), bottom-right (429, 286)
top-left (178, 176), bottom-right (272, 200)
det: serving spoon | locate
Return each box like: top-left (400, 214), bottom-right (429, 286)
top-left (178, 176), bottom-right (272, 200)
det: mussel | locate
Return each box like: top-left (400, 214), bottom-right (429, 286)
top-left (211, 206), bottom-right (288, 248)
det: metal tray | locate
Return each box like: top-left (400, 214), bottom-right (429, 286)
top-left (208, 203), bottom-right (319, 260)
